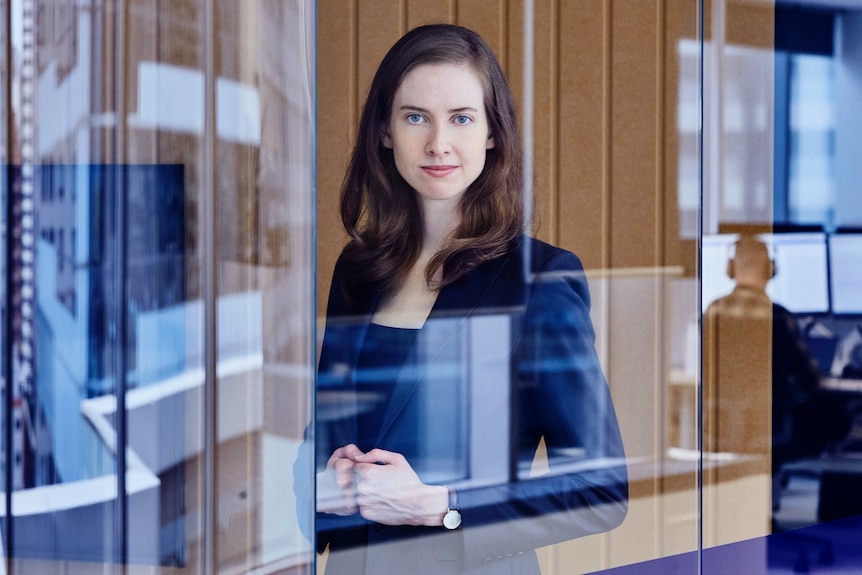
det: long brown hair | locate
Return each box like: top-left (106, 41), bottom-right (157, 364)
top-left (339, 24), bottom-right (524, 297)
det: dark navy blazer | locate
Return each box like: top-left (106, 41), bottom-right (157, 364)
top-left (304, 235), bottom-right (628, 574)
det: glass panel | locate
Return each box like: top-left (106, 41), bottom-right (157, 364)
top-left (313, 2), bottom-right (701, 574)
top-left (2, 0), bottom-right (316, 572)
top-left (701, 2), bottom-right (777, 565)
top-left (211, 2), bottom-right (314, 573)
top-left (122, 0), bottom-right (208, 567)
top-left (4, 0), bottom-right (119, 570)
top-left (702, 2), bottom-right (862, 574)
top-left (772, 4), bottom-right (862, 546)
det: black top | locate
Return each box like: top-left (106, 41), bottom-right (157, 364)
top-left (354, 323), bottom-right (420, 452)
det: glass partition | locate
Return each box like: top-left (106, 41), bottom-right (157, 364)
top-left (313, 1), bottom-right (701, 574)
top-left (2, 1), bottom-right (862, 574)
top-left (701, 1), bottom-right (862, 574)
top-left (2, 1), bottom-right (314, 573)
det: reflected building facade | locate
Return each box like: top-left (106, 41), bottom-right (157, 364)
top-left (4, 0), bottom-right (316, 571)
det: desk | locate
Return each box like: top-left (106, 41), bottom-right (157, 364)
top-left (668, 369), bottom-right (697, 450)
top-left (783, 456), bottom-right (862, 522)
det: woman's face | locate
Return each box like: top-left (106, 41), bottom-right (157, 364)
top-left (383, 62), bottom-right (495, 206)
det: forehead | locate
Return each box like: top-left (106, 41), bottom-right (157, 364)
top-left (394, 62), bottom-right (487, 107)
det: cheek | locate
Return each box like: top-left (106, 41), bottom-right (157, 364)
top-left (390, 146), bottom-right (413, 181)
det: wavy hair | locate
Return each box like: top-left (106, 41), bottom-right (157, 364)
top-left (339, 24), bottom-right (525, 298)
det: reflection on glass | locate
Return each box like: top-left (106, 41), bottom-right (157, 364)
top-left (701, 232), bottom-right (829, 314)
top-left (828, 234), bottom-right (862, 316)
top-left (701, 5), bottom-right (862, 573)
top-left (312, 293), bottom-right (629, 574)
top-left (788, 54), bottom-right (835, 227)
top-left (677, 38), bottom-right (702, 240)
top-left (2, 0), bottom-right (315, 572)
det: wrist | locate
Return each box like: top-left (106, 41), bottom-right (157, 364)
top-left (423, 485), bottom-right (450, 527)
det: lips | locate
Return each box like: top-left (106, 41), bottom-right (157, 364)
top-left (421, 165), bottom-right (458, 177)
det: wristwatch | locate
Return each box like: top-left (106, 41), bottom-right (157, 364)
top-left (442, 488), bottom-right (462, 530)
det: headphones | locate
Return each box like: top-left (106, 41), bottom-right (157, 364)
top-left (726, 237), bottom-right (776, 279)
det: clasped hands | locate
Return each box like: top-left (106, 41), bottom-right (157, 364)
top-left (318, 443), bottom-right (448, 527)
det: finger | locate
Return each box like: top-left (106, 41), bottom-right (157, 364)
top-left (333, 460), bottom-right (355, 489)
top-left (333, 457), bottom-right (355, 473)
top-left (358, 448), bottom-right (404, 466)
top-left (333, 443), bottom-right (365, 461)
top-left (354, 460), bottom-right (390, 480)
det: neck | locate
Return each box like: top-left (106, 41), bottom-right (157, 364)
top-left (419, 197), bottom-right (460, 255)
top-left (735, 277), bottom-right (768, 292)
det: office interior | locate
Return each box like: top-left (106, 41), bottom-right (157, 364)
top-left (1, 0), bottom-right (862, 574)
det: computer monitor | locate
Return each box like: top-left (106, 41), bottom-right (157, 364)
top-left (829, 234), bottom-right (862, 315)
top-left (762, 232), bottom-right (830, 314)
top-left (701, 232), bottom-right (830, 314)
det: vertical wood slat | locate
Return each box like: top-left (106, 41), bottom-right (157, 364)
top-left (610, 0), bottom-right (661, 269)
top-left (664, 0), bottom-right (699, 274)
top-left (357, 0), bottom-right (404, 104)
top-left (406, 0), bottom-right (453, 28)
top-left (606, 3), bottom-right (665, 562)
top-left (457, 0), bottom-right (507, 67)
top-left (316, 0), bottom-right (357, 314)
top-left (660, 0), bottom-right (696, 558)
top-left (529, 0), bottom-right (558, 246)
top-left (557, 0), bottom-right (609, 270)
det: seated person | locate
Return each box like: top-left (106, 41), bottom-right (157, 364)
top-left (703, 236), bottom-right (820, 512)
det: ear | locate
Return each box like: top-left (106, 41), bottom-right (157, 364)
top-left (486, 133), bottom-right (496, 150)
top-left (381, 126), bottom-right (393, 149)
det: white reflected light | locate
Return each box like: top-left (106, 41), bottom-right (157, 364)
top-left (128, 62), bottom-right (262, 145)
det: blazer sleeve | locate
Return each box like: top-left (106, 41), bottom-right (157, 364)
top-left (456, 248), bottom-right (628, 569)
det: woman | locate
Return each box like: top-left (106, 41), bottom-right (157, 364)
top-left (309, 24), bottom-right (627, 575)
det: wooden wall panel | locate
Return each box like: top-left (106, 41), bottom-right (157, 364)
top-left (609, 0), bottom-right (663, 441)
top-left (315, 0), bottom-right (714, 570)
top-left (664, 0), bottom-right (698, 274)
top-left (357, 1), bottom-right (404, 106)
top-left (529, 0), bottom-right (558, 246)
top-left (456, 0), bottom-right (508, 66)
top-left (405, 0), bottom-right (453, 27)
top-left (610, 0), bottom-right (662, 269)
top-left (557, 0), bottom-right (610, 269)
top-left (316, 0), bottom-right (355, 315)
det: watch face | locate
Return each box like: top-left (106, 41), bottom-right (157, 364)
top-left (443, 509), bottom-right (462, 530)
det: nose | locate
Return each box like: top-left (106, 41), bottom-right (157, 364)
top-left (426, 125), bottom-right (451, 156)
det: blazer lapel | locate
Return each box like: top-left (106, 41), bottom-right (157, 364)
top-left (375, 253), bottom-right (513, 443)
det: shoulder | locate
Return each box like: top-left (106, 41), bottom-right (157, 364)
top-left (772, 301), bottom-right (803, 332)
top-left (506, 235), bottom-right (586, 276)
top-left (511, 235), bottom-right (591, 309)
top-left (325, 243), bottom-right (378, 318)
top-left (772, 301), bottom-right (795, 319)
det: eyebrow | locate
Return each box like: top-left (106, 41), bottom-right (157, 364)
top-left (399, 105), bottom-right (479, 114)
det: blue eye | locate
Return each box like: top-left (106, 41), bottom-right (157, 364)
top-left (406, 113), bottom-right (424, 124)
top-left (453, 115), bottom-right (472, 125)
